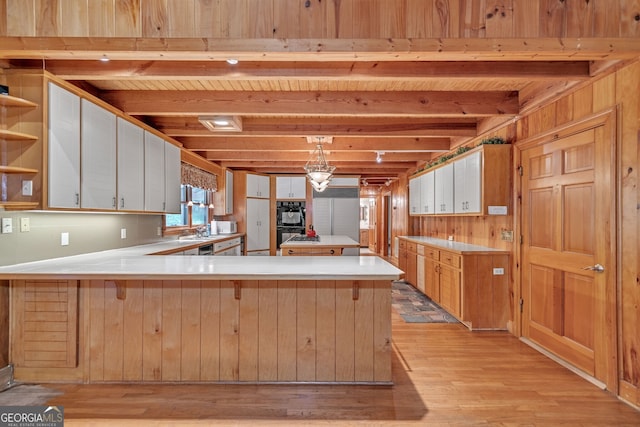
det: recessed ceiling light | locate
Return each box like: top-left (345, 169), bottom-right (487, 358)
top-left (199, 115), bottom-right (243, 132)
top-left (226, 58), bottom-right (239, 65)
top-left (100, 55), bottom-right (110, 62)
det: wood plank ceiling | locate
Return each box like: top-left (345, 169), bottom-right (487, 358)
top-left (4, 50), bottom-right (613, 185)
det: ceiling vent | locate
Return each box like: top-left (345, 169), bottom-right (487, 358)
top-left (198, 115), bottom-right (243, 132)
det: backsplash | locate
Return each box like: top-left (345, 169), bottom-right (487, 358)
top-left (0, 212), bottom-right (164, 266)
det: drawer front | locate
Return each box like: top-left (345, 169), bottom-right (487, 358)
top-left (440, 251), bottom-right (461, 268)
top-left (214, 237), bottom-right (241, 251)
top-left (407, 242), bottom-right (417, 253)
top-left (424, 247), bottom-right (440, 261)
top-left (399, 239), bottom-right (407, 250)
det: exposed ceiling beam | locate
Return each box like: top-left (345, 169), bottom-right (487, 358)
top-left (35, 60), bottom-right (592, 81)
top-left (156, 117), bottom-right (477, 138)
top-left (205, 151), bottom-right (429, 162)
top-left (2, 37), bottom-right (639, 61)
top-left (102, 90), bottom-right (519, 116)
top-left (180, 136), bottom-right (451, 152)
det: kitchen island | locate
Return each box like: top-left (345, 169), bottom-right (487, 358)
top-left (0, 244), bottom-right (401, 385)
top-left (280, 235), bottom-right (360, 256)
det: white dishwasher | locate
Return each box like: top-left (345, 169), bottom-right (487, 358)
top-left (214, 237), bottom-right (242, 256)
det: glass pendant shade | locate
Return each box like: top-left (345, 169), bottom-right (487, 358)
top-left (304, 143), bottom-right (335, 189)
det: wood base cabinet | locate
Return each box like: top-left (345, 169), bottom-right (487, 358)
top-left (401, 238), bottom-right (509, 330)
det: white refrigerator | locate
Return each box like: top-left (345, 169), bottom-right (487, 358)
top-left (312, 187), bottom-right (360, 255)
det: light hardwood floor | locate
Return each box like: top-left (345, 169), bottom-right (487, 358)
top-left (36, 310), bottom-right (640, 426)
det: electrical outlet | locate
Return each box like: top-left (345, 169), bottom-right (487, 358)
top-left (121, 228), bottom-right (127, 239)
top-left (157, 226), bottom-right (162, 236)
top-left (1, 218), bottom-right (13, 234)
top-left (61, 232), bottom-right (69, 246)
top-left (493, 268), bottom-right (505, 275)
top-left (20, 217), bottom-right (30, 232)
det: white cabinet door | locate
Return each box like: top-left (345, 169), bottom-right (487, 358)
top-left (247, 173), bottom-right (270, 198)
top-left (465, 151), bottom-right (482, 213)
top-left (454, 151), bottom-right (482, 214)
top-left (289, 176), bottom-right (307, 199)
top-left (246, 198), bottom-right (270, 252)
top-left (420, 171), bottom-right (435, 214)
top-left (144, 131), bottom-right (165, 212)
top-left (409, 176), bottom-right (421, 215)
top-left (276, 176), bottom-right (307, 199)
top-left (224, 169), bottom-right (234, 214)
top-left (435, 163), bottom-right (454, 214)
top-left (81, 99), bottom-right (117, 210)
top-left (48, 82), bottom-right (81, 208)
top-left (116, 118), bottom-right (144, 211)
top-left (164, 142), bottom-right (181, 214)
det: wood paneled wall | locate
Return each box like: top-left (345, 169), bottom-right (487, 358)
top-left (1, 0), bottom-right (639, 39)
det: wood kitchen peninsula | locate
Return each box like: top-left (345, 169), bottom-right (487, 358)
top-left (0, 245), bottom-right (401, 385)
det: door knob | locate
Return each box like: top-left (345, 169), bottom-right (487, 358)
top-left (582, 263), bottom-right (605, 272)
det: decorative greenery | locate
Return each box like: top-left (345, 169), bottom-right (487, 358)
top-left (411, 136), bottom-right (508, 176)
top-left (478, 136), bottom-right (506, 145)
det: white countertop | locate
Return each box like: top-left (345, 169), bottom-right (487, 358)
top-left (280, 235), bottom-right (360, 248)
top-left (399, 236), bottom-right (510, 254)
top-left (0, 236), bottom-right (402, 281)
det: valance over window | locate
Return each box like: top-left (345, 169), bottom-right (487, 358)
top-left (181, 162), bottom-right (217, 191)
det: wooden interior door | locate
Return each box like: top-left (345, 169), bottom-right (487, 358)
top-left (521, 119), bottom-right (616, 387)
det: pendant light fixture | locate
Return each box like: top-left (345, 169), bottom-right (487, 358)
top-left (304, 136), bottom-right (335, 192)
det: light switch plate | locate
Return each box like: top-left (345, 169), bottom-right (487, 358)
top-left (20, 217), bottom-right (30, 232)
top-left (121, 228), bottom-right (127, 239)
top-left (1, 218), bottom-right (12, 234)
top-left (61, 232), bottom-right (69, 246)
top-left (493, 268), bottom-right (505, 275)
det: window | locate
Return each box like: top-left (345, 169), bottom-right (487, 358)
top-left (165, 185), bottom-right (213, 232)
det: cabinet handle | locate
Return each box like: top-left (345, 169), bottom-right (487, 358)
top-left (112, 197), bottom-right (116, 208)
top-left (75, 193), bottom-right (79, 206)
top-left (120, 198), bottom-right (125, 208)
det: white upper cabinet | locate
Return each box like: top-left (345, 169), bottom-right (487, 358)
top-left (246, 173), bottom-right (270, 198)
top-left (454, 151), bottom-right (482, 214)
top-left (164, 142), bottom-right (181, 214)
top-left (408, 144), bottom-right (511, 216)
top-left (48, 82), bottom-right (81, 208)
top-left (409, 176), bottom-right (421, 215)
top-left (420, 171), bottom-right (435, 214)
top-left (80, 99), bottom-right (117, 210)
top-left (435, 163), bottom-right (454, 214)
top-left (144, 131), bottom-right (165, 212)
top-left (116, 118), bottom-right (144, 211)
top-left (276, 176), bottom-right (306, 199)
